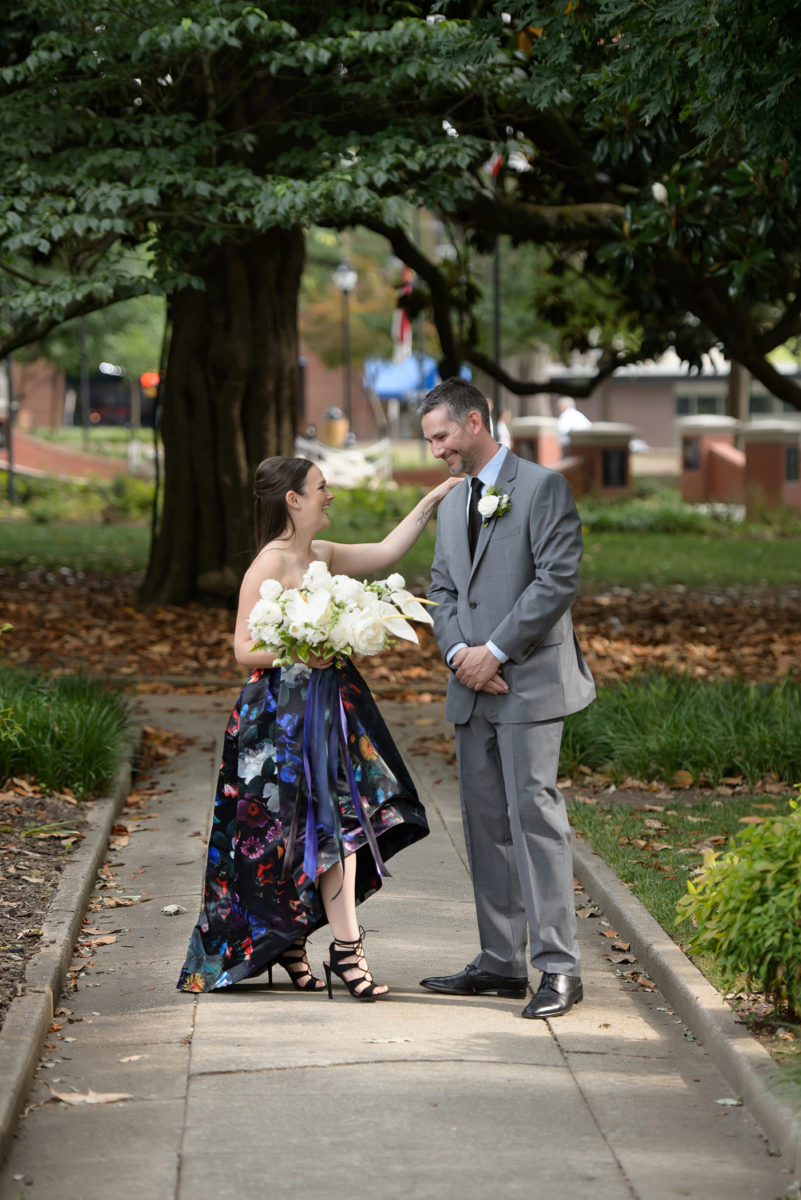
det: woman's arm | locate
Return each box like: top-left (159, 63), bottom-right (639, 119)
top-left (233, 549), bottom-right (285, 667)
top-left (317, 476), bottom-right (460, 577)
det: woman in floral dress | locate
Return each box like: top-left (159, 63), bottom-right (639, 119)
top-left (178, 457), bottom-right (458, 999)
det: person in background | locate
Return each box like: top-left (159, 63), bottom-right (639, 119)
top-left (555, 396), bottom-right (591, 450)
top-left (496, 408), bottom-right (512, 450)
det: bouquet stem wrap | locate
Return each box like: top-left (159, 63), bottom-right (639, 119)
top-left (284, 665), bottom-right (390, 884)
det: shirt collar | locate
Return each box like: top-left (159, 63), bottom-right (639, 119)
top-left (475, 445), bottom-right (508, 491)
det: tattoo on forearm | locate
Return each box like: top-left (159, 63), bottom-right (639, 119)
top-left (416, 507), bottom-right (433, 528)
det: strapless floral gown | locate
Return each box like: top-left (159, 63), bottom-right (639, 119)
top-left (177, 659), bottom-right (428, 992)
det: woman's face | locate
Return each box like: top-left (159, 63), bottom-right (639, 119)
top-left (293, 465), bottom-right (333, 531)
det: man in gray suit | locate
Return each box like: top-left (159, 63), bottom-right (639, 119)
top-left (419, 378), bottom-right (595, 1019)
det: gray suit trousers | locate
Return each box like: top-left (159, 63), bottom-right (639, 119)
top-left (455, 697), bottom-right (580, 977)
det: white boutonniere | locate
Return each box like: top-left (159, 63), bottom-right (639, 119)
top-left (477, 484), bottom-right (511, 526)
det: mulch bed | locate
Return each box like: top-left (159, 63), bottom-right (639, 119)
top-left (0, 785), bottom-right (87, 1031)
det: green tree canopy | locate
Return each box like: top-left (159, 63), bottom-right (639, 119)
top-left (3, 1), bottom-right (801, 602)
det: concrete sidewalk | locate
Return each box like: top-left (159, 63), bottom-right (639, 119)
top-left (0, 691), bottom-right (797, 1199)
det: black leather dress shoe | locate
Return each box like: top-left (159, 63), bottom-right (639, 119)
top-left (522, 972), bottom-right (583, 1019)
top-left (420, 964), bottom-right (528, 999)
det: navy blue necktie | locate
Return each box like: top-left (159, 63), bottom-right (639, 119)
top-left (468, 477), bottom-right (483, 558)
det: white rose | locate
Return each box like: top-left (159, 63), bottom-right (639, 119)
top-left (249, 597), bottom-right (282, 629)
top-left (331, 574), bottom-right (364, 605)
top-left (259, 578), bottom-right (283, 602)
top-left (477, 493), bottom-right (500, 519)
top-left (329, 608), bottom-right (358, 652)
top-left (350, 608), bottom-right (390, 656)
top-left (303, 561), bottom-right (333, 591)
top-left (385, 572), bottom-right (405, 591)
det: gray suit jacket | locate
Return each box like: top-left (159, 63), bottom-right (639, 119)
top-left (428, 452), bottom-right (596, 725)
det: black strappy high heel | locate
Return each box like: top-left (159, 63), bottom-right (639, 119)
top-left (324, 929), bottom-right (388, 1001)
top-left (268, 937), bottom-right (325, 992)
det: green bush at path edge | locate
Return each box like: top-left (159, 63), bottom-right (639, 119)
top-left (678, 798), bottom-right (801, 1017)
top-left (0, 667), bottom-right (130, 799)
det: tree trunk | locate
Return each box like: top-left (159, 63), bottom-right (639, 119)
top-left (140, 229), bottom-right (304, 607)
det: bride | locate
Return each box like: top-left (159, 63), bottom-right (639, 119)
top-left (178, 456), bottom-right (457, 1001)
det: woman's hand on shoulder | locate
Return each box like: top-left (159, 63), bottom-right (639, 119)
top-left (426, 476), bottom-right (462, 505)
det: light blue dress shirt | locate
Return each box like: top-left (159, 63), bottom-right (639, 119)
top-left (447, 445), bottom-right (509, 667)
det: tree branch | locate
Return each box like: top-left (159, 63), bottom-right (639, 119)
top-left (0, 286), bottom-right (143, 359)
top-left (360, 215), bottom-right (463, 375)
top-left (463, 346), bottom-right (626, 398)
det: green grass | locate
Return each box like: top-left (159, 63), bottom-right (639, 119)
top-left (0, 667), bottom-right (130, 798)
top-left (30, 427), bottom-right (152, 454)
top-left (0, 521), bottom-right (150, 571)
top-left (561, 674), bottom-right (801, 787)
top-left (2, 476), bottom-right (799, 588)
top-left (568, 793), bottom-right (795, 941)
top-left (580, 531), bottom-right (801, 588)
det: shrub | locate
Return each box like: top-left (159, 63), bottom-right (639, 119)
top-left (677, 799), bottom-right (801, 1015)
top-left (560, 674), bottom-right (801, 787)
top-left (0, 668), bottom-right (130, 798)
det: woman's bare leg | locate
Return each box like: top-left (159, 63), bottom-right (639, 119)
top-left (319, 855), bottom-right (388, 996)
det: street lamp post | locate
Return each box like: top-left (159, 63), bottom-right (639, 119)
top-left (331, 262), bottom-right (358, 429)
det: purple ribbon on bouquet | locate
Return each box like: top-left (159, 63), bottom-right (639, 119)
top-left (285, 665), bottom-right (390, 885)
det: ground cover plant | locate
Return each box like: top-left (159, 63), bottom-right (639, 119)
top-left (560, 674), bottom-right (801, 787)
top-left (568, 789), bottom-right (801, 1069)
top-left (678, 800), bottom-right (801, 1017)
top-left (0, 667), bottom-right (129, 798)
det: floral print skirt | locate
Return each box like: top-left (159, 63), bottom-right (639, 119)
top-left (177, 659), bottom-right (428, 992)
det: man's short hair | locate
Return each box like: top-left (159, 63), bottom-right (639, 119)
top-left (419, 377), bottom-right (491, 431)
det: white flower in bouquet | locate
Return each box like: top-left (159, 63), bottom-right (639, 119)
top-left (350, 607), bottom-right (393, 656)
top-left (284, 588), bottom-right (332, 646)
top-left (248, 597), bottom-right (283, 648)
top-left (328, 607), bottom-right (359, 653)
top-left (331, 573), bottom-right (364, 606)
top-left (304, 559), bottom-right (334, 592)
top-left (367, 597), bottom-right (421, 642)
top-left (248, 565), bottom-right (434, 665)
top-left (259, 578), bottom-right (283, 602)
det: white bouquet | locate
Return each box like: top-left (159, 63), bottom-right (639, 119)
top-left (248, 562), bottom-right (434, 666)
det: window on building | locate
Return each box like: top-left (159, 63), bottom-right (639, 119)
top-left (682, 438), bottom-right (701, 470)
top-left (602, 447), bottom-right (627, 488)
top-left (675, 392), bottom-right (723, 416)
top-left (787, 445), bottom-right (800, 484)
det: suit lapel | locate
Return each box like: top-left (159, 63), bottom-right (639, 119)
top-left (470, 454), bottom-right (519, 574)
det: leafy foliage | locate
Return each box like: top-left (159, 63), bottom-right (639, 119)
top-left (0, 668), bottom-right (129, 798)
top-left (678, 798), bottom-right (801, 1015)
top-left (4, 1), bottom-right (801, 408)
top-left (560, 675), bottom-right (801, 787)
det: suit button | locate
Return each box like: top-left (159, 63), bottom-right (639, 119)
top-left (469, 601), bottom-right (477, 609)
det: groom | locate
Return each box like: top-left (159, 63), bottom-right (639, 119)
top-left (419, 378), bottom-right (595, 1019)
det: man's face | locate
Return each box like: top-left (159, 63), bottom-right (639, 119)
top-left (421, 404), bottom-right (482, 476)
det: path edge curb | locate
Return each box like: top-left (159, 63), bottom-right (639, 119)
top-left (573, 838), bottom-right (801, 1179)
top-left (0, 746), bottom-right (133, 1167)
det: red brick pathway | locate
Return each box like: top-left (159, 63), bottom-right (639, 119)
top-left (0, 431), bottom-right (123, 481)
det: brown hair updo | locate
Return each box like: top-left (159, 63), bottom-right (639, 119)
top-left (253, 456), bottom-right (315, 553)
